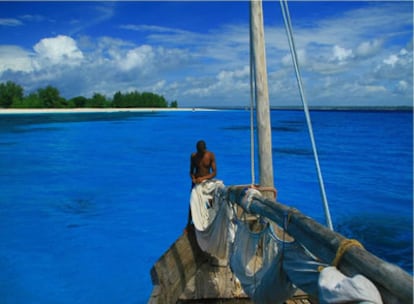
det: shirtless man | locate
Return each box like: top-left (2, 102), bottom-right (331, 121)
top-left (186, 140), bottom-right (216, 230)
top-left (190, 140), bottom-right (217, 185)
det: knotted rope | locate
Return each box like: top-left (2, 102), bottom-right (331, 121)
top-left (332, 239), bottom-right (364, 267)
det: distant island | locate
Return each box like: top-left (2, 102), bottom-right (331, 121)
top-left (0, 81), bottom-right (178, 109)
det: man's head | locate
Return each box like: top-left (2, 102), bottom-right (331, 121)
top-left (196, 140), bottom-right (206, 153)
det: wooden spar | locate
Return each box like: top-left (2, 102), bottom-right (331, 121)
top-left (250, 0), bottom-right (274, 193)
top-left (227, 186), bottom-right (413, 304)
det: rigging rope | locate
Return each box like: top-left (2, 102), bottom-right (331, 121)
top-left (279, 0), bottom-right (334, 230)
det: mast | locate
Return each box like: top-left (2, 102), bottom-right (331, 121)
top-left (250, 0), bottom-right (274, 194)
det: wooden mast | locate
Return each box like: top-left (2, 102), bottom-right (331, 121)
top-left (250, 0), bottom-right (274, 195)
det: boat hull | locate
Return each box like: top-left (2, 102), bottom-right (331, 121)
top-left (148, 226), bottom-right (251, 303)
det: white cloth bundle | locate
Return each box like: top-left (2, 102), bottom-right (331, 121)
top-left (190, 179), bottom-right (234, 259)
top-left (318, 266), bottom-right (382, 303)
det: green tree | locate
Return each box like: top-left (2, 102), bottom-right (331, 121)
top-left (140, 92), bottom-right (167, 108)
top-left (2, 81), bottom-right (172, 109)
top-left (86, 93), bottom-right (108, 108)
top-left (112, 91), bottom-right (123, 108)
top-left (0, 81), bottom-right (24, 108)
top-left (127, 91), bottom-right (141, 107)
top-left (69, 96), bottom-right (88, 108)
top-left (11, 93), bottom-right (44, 108)
top-left (37, 85), bottom-right (65, 108)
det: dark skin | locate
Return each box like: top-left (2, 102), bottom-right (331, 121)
top-left (190, 141), bottom-right (217, 184)
top-left (187, 140), bottom-right (217, 229)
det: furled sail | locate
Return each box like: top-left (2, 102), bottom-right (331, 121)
top-left (190, 180), bottom-right (234, 260)
top-left (190, 182), bottom-right (384, 304)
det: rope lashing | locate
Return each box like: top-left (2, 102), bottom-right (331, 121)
top-left (250, 184), bottom-right (277, 199)
top-left (317, 239), bottom-right (364, 272)
top-left (279, 0), bottom-right (333, 231)
top-left (286, 208), bottom-right (300, 226)
top-left (243, 188), bottom-right (255, 212)
top-left (332, 239), bottom-right (364, 267)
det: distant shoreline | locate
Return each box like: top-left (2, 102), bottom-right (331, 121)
top-left (0, 108), bottom-right (216, 114)
top-left (0, 106), bottom-right (412, 114)
top-left (212, 106), bottom-right (413, 111)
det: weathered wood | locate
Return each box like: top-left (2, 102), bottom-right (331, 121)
top-left (178, 299), bottom-right (252, 304)
top-left (178, 261), bottom-right (248, 301)
top-left (148, 227), bottom-right (207, 304)
top-left (250, 0), bottom-right (274, 194)
top-left (148, 226), bottom-right (250, 304)
top-left (227, 186), bottom-right (413, 303)
top-left (149, 225), bottom-right (316, 303)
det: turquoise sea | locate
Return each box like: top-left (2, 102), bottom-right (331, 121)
top-left (0, 110), bottom-right (412, 303)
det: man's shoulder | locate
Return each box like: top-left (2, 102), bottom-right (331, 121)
top-left (206, 151), bottom-right (215, 158)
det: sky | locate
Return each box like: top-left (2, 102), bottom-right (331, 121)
top-left (0, 1), bottom-right (412, 108)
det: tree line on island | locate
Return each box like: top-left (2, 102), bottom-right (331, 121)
top-left (0, 81), bottom-right (178, 109)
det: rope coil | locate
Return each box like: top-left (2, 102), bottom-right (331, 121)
top-left (317, 238), bottom-right (364, 272)
top-left (332, 239), bottom-right (364, 267)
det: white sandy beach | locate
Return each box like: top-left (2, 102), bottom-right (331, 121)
top-left (0, 107), bottom-right (216, 114)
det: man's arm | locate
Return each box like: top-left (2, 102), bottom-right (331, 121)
top-left (209, 153), bottom-right (217, 179)
top-left (190, 154), bottom-right (196, 183)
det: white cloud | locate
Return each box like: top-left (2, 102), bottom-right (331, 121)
top-left (33, 35), bottom-right (84, 66)
top-left (376, 48), bottom-right (413, 81)
top-left (356, 39), bottom-right (383, 57)
top-left (217, 66), bottom-right (249, 82)
top-left (117, 45), bottom-right (154, 71)
top-left (120, 24), bottom-right (187, 35)
top-left (214, 66), bottom-right (250, 93)
top-left (365, 85), bottom-right (387, 93)
top-left (68, 3), bottom-right (115, 36)
top-left (19, 14), bottom-right (45, 22)
top-left (383, 54), bottom-right (399, 67)
top-left (0, 18), bottom-right (23, 26)
top-left (395, 80), bottom-right (408, 94)
top-left (151, 80), bottom-right (166, 92)
top-left (332, 45), bottom-right (353, 62)
top-left (0, 46), bottom-right (33, 73)
top-left (281, 49), bottom-right (307, 67)
top-left (179, 66), bottom-right (250, 104)
top-left (0, 2), bottom-right (412, 107)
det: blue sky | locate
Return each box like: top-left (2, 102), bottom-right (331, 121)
top-left (0, 1), bottom-right (412, 107)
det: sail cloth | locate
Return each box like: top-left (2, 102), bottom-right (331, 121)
top-left (271, 226), bottom-right (328, 297)
top-left (226, 213), bottom-right (382, 304)
top-left (229, 219), bottom-right (296, 304)
top-left (318, 266), bottom-right (383, 304)
top-left (191, 184), bottom-right (383, 303)
top-left (190, 179), bottom-right (234, 259)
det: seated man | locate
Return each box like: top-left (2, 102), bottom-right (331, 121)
top-left (190, 140), bottom-right (217, 185)
top-left (187, 140), bottom-right (217, 229)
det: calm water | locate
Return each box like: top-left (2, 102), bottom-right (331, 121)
top-left (0, 110), bottom-right (412, 303)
